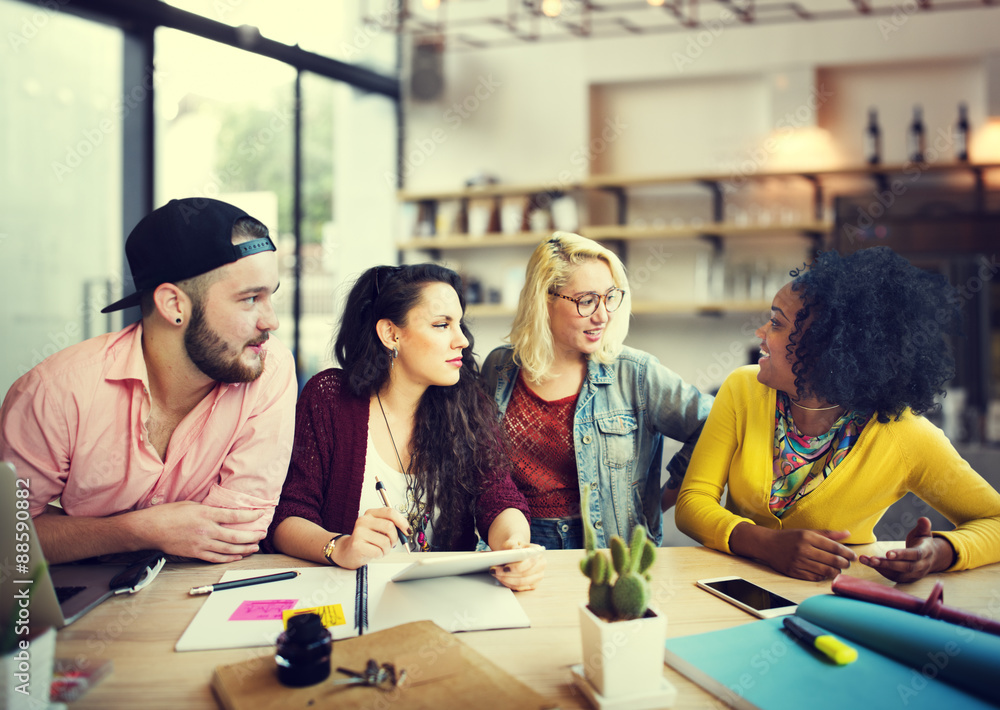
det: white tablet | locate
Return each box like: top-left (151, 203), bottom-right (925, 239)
top-left (390, 546), bottom-right (545, 582)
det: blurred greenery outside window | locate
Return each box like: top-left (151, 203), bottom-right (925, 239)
top-left (155, 29), bottom-right (338, 371)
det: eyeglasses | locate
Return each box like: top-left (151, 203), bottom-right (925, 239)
top-left (548, 287), bottom-right (625, 317)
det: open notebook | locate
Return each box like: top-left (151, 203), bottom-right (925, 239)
top-left (175, 560), bottom-right (531, 652)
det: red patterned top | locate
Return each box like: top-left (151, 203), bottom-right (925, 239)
top-left (501, 374), bottom-right (579, 519)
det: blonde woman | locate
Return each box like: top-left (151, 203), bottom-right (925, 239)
top-left (483, 233), bottom-right (713, 549)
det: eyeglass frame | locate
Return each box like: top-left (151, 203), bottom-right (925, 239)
top-left (548, 287), bottom-right (626, 317)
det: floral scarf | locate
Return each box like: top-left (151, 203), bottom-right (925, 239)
top-left (770, 392), bottom-right (870, 517)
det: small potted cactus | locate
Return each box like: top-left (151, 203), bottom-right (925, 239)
top-left (577, 484), bottom-right (669, 700)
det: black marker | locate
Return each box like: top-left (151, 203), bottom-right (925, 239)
top-left (189, 570), bottom-right (299, 595)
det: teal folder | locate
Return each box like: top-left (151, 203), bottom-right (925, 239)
top-left (663, 595), bottom-right (1000, 710)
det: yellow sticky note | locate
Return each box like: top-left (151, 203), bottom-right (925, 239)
top-left (282, 604), bottom-right (346, 629)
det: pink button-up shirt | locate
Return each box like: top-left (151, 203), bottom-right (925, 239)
top-left (0, 322), bottom-right (296, 535)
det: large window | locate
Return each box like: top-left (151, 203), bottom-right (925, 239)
top-left (161, 0), bottom-right (394, 73)
top-left (1, 0), bottom-right (398, 392)
top-left (0, 0), bottom-right (123, 395)
top-left (155, 29), bottom-right (299, 350)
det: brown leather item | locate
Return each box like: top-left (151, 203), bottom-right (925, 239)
top-left (831, 574), bottom-right (1000, 637)
top-left (211, 620), bottom-right (557, 710)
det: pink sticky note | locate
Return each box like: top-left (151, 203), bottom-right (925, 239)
top-left (229, 599), bottom-right (299, 621)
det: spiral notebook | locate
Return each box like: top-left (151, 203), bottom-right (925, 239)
top-left (175, 561), bottom-right (531, 652)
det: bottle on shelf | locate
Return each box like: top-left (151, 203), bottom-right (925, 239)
top-left (865, 107), bottom-right (881, 166)
top-left (954, 102), bottom-right (970, 162)
top-left (907, 105), bottom-right (925, 163)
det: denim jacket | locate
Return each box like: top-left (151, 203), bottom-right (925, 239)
top-left (482, 345), bottom-right (713, 547)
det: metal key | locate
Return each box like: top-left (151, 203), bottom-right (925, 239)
top-left (332, 659), bottom-right (404, 691)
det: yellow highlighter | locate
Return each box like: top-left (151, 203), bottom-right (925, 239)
top-left (783, 615), bottom-right (858, 665)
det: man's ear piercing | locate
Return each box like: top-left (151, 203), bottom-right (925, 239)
top-left (176, 318), bottom-right (182, 325)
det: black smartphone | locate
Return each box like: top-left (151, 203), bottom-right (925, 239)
top-left (696, 576), bottom-right (798, 618)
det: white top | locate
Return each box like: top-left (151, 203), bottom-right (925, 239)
top-left (362, 431), bottom-right (434, 549)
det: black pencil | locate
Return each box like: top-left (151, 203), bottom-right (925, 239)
top-left (188, 570), bottom-right (299, 595)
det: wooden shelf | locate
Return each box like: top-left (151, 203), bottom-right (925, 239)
top-left (398, 182), bottom-right (568, 202)
top-left (399, 163), bottom-right (998, 322)
top-left (582, 162), bottom-right (1000, 189)
top-left (399, 232), bottom-right (551, 250)
top-left (465, 301), bottom-right (774, 318)
top-left (398, 162), bottom-right (1000, 202)
top-left (581, 221), bottom-right (831, 241)
top-left (399, 222), bottom-right (831, 250)
top-left (631, 300), bottom-right (773, 315)
top-left (465, 303), bottom-right (515, 318)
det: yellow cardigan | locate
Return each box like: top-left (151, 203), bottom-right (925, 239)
top-left (675, 366), bottom-right (1000, 571)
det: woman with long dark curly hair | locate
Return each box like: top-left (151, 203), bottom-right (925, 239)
top-left (266, 264), bottom-right (544, 591)
top-left (676, 247), bottom-right (1000, 583)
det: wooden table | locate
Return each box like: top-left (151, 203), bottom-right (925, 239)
top-left (55, 544), bottom-right (1000, 709)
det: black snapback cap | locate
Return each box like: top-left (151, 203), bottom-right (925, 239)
top-left (102, 198), bottom-right (275, 314)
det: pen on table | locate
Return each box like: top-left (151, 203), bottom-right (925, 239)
top-left (783, 615), bottom-right (858, 665)
top-left (374, 474), bottom-right (411, 553)
top-left (189, 570), bottom-right (300, 596)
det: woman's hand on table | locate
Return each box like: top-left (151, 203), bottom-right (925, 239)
top-left (490, 541), bottom-right (546, 592)
top-left (858, 516), bottom-right (955, 584)
top-left (731, 523), bottom-right (856, 582)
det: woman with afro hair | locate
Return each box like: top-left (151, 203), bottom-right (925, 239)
top-left (676, 246), bottom-right (1000, 583)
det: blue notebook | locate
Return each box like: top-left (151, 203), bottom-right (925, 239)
top-left (663, 595), bottom-right (1000, 710)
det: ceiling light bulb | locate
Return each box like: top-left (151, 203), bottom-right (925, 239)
top-left (423, 0), bottom-right (441, 8)
top-left (541, 0), bottom-right (561, 17)
top-left (647, 0), bottom-right (666, 5)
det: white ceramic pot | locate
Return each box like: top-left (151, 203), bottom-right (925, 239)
top-left (578, 602), bottom-right (667, 698)
top-left (1, 625), bottom-right (56, 710)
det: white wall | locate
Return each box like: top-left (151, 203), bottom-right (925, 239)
top-left (402, 10), bottom-right (1000, 190)
top-left (399, 8), bottom-right (1000, 389)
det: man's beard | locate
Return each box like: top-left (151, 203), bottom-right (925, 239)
top-left (184, 302), bottom-right (267, 384)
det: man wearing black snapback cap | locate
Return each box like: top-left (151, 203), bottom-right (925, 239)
top-left (0, 198), bottom-right (297, 564)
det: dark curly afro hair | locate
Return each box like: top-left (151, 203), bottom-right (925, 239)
top-left (787, 247), bottom-right (961, 423)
